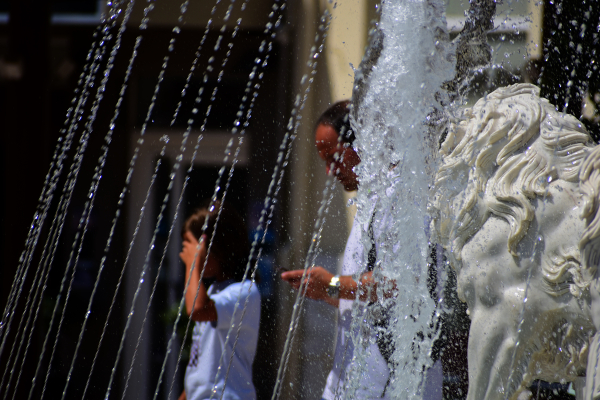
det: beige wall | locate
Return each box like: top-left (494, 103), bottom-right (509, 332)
top-left (322, 0), bottom-right (378, 231)
top-left (322, 0), bottom-right (368, 102)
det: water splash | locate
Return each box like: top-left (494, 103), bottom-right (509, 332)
top-left (350, 0), bottom-right (455, 397)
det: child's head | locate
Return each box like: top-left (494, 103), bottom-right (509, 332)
top-left (182, 200), bottom-right (250, 282)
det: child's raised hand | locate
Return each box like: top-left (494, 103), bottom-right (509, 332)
top-left (180, 231), bottom-right (206, 270)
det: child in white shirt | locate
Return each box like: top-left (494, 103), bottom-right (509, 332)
top-left (178, 201), bottom-right (260, 400)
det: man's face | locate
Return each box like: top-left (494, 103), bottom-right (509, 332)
top-left (314, 123), bottom-right (360, 191)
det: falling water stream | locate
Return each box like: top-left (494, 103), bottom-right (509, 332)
top-left (270, 14), bottom-right (334, 400)
top-left (346, 0), bottom-right (456, 396)
top-left (0, 0), bottom-right (124, 366)
top-left (6, 0), bottom-right (459, 398)
top-left (5, 0), bottom-right (593, 399)
top-left (1, 12), bottom-right (118, 400)
top-left (1, 3), bottom-right (139, 400)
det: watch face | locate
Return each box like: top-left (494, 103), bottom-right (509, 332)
top-left (327, 282), bottom-right (340, 298)
top-left (327, 286), bottom-right (335, 298)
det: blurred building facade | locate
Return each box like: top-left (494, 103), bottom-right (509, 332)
top-left (1, 0), bottom-right (598, 399)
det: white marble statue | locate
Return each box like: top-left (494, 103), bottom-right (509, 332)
top-left (431, 83), bottom-right (598, 399)
top-left (580, 144), bottom-right (600, 400)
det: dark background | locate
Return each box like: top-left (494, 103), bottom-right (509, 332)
top-left (1, 0), bottom-right (600, 399)
top-left (0, 1), bottom-right (292, 398)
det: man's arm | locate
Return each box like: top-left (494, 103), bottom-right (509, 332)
top-left (280, 266), bottom-right (391, 306)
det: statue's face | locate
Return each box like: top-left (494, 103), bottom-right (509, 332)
top-left (457, 180), bottom-right (591, 399)
top-left (459, 180), bottom-right (585, 306)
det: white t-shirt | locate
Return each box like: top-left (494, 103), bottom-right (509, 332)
top-left (185, 279), bottom-right (261, 400)
top-left (322, 215), bottom-right (392, 400)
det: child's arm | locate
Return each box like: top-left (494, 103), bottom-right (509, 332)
top-left (180, 232), bottom-right (218, 322)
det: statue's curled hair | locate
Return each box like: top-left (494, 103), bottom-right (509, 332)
top-left (433, 84), bottom-right (593, 272)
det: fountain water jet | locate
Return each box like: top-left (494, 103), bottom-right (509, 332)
top-left (2, 0), bottom-right (600, 399)
top-left (347, 0), bottom-right (455, 397)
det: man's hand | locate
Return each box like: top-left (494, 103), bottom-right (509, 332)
top-left (280, 266), bottom-right (334, 301)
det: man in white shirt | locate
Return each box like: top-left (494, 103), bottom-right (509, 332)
top-left (281, 101), bottom-right (394, 399)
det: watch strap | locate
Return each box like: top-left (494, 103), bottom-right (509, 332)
top-left (327, 275), bottom-right (340, 299)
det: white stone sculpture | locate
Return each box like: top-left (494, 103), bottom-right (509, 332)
top-left (579, 145), bottom-right (600, 400)
top-left (431, 83), bottom-right (598, 399)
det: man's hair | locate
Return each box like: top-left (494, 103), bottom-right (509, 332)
top-left (316, 100), bottom-right (355, 144)
top-left (182, 200), bottom-right (250, 282)
top-left (433, 84), bottom-right (594, 275)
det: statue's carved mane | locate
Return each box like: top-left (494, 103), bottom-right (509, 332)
top-left (432, 83), bottom-right (599, 399)
top-left (580, 145), bottom-right (600, 276)
top-left (434, 84), bottom-right (593, 296)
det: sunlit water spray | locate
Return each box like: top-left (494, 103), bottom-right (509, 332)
top-left (349, 0), bottom-right (455, 397)
top-left (0, 19), bottom-right (104, 354)
top-left (0, 1), bottom-right (126, 327)
top-left (99, 0), bottom-right (279, 398)
top-left (146, 4), bottom-right (288, 400)
top-left (113, 1), bottom-right (259, 398)
top-left (273, 176), bottom-right (337, 400)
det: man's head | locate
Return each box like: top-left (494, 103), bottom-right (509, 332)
top-left (315, 100), bottom-right (360, 191)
